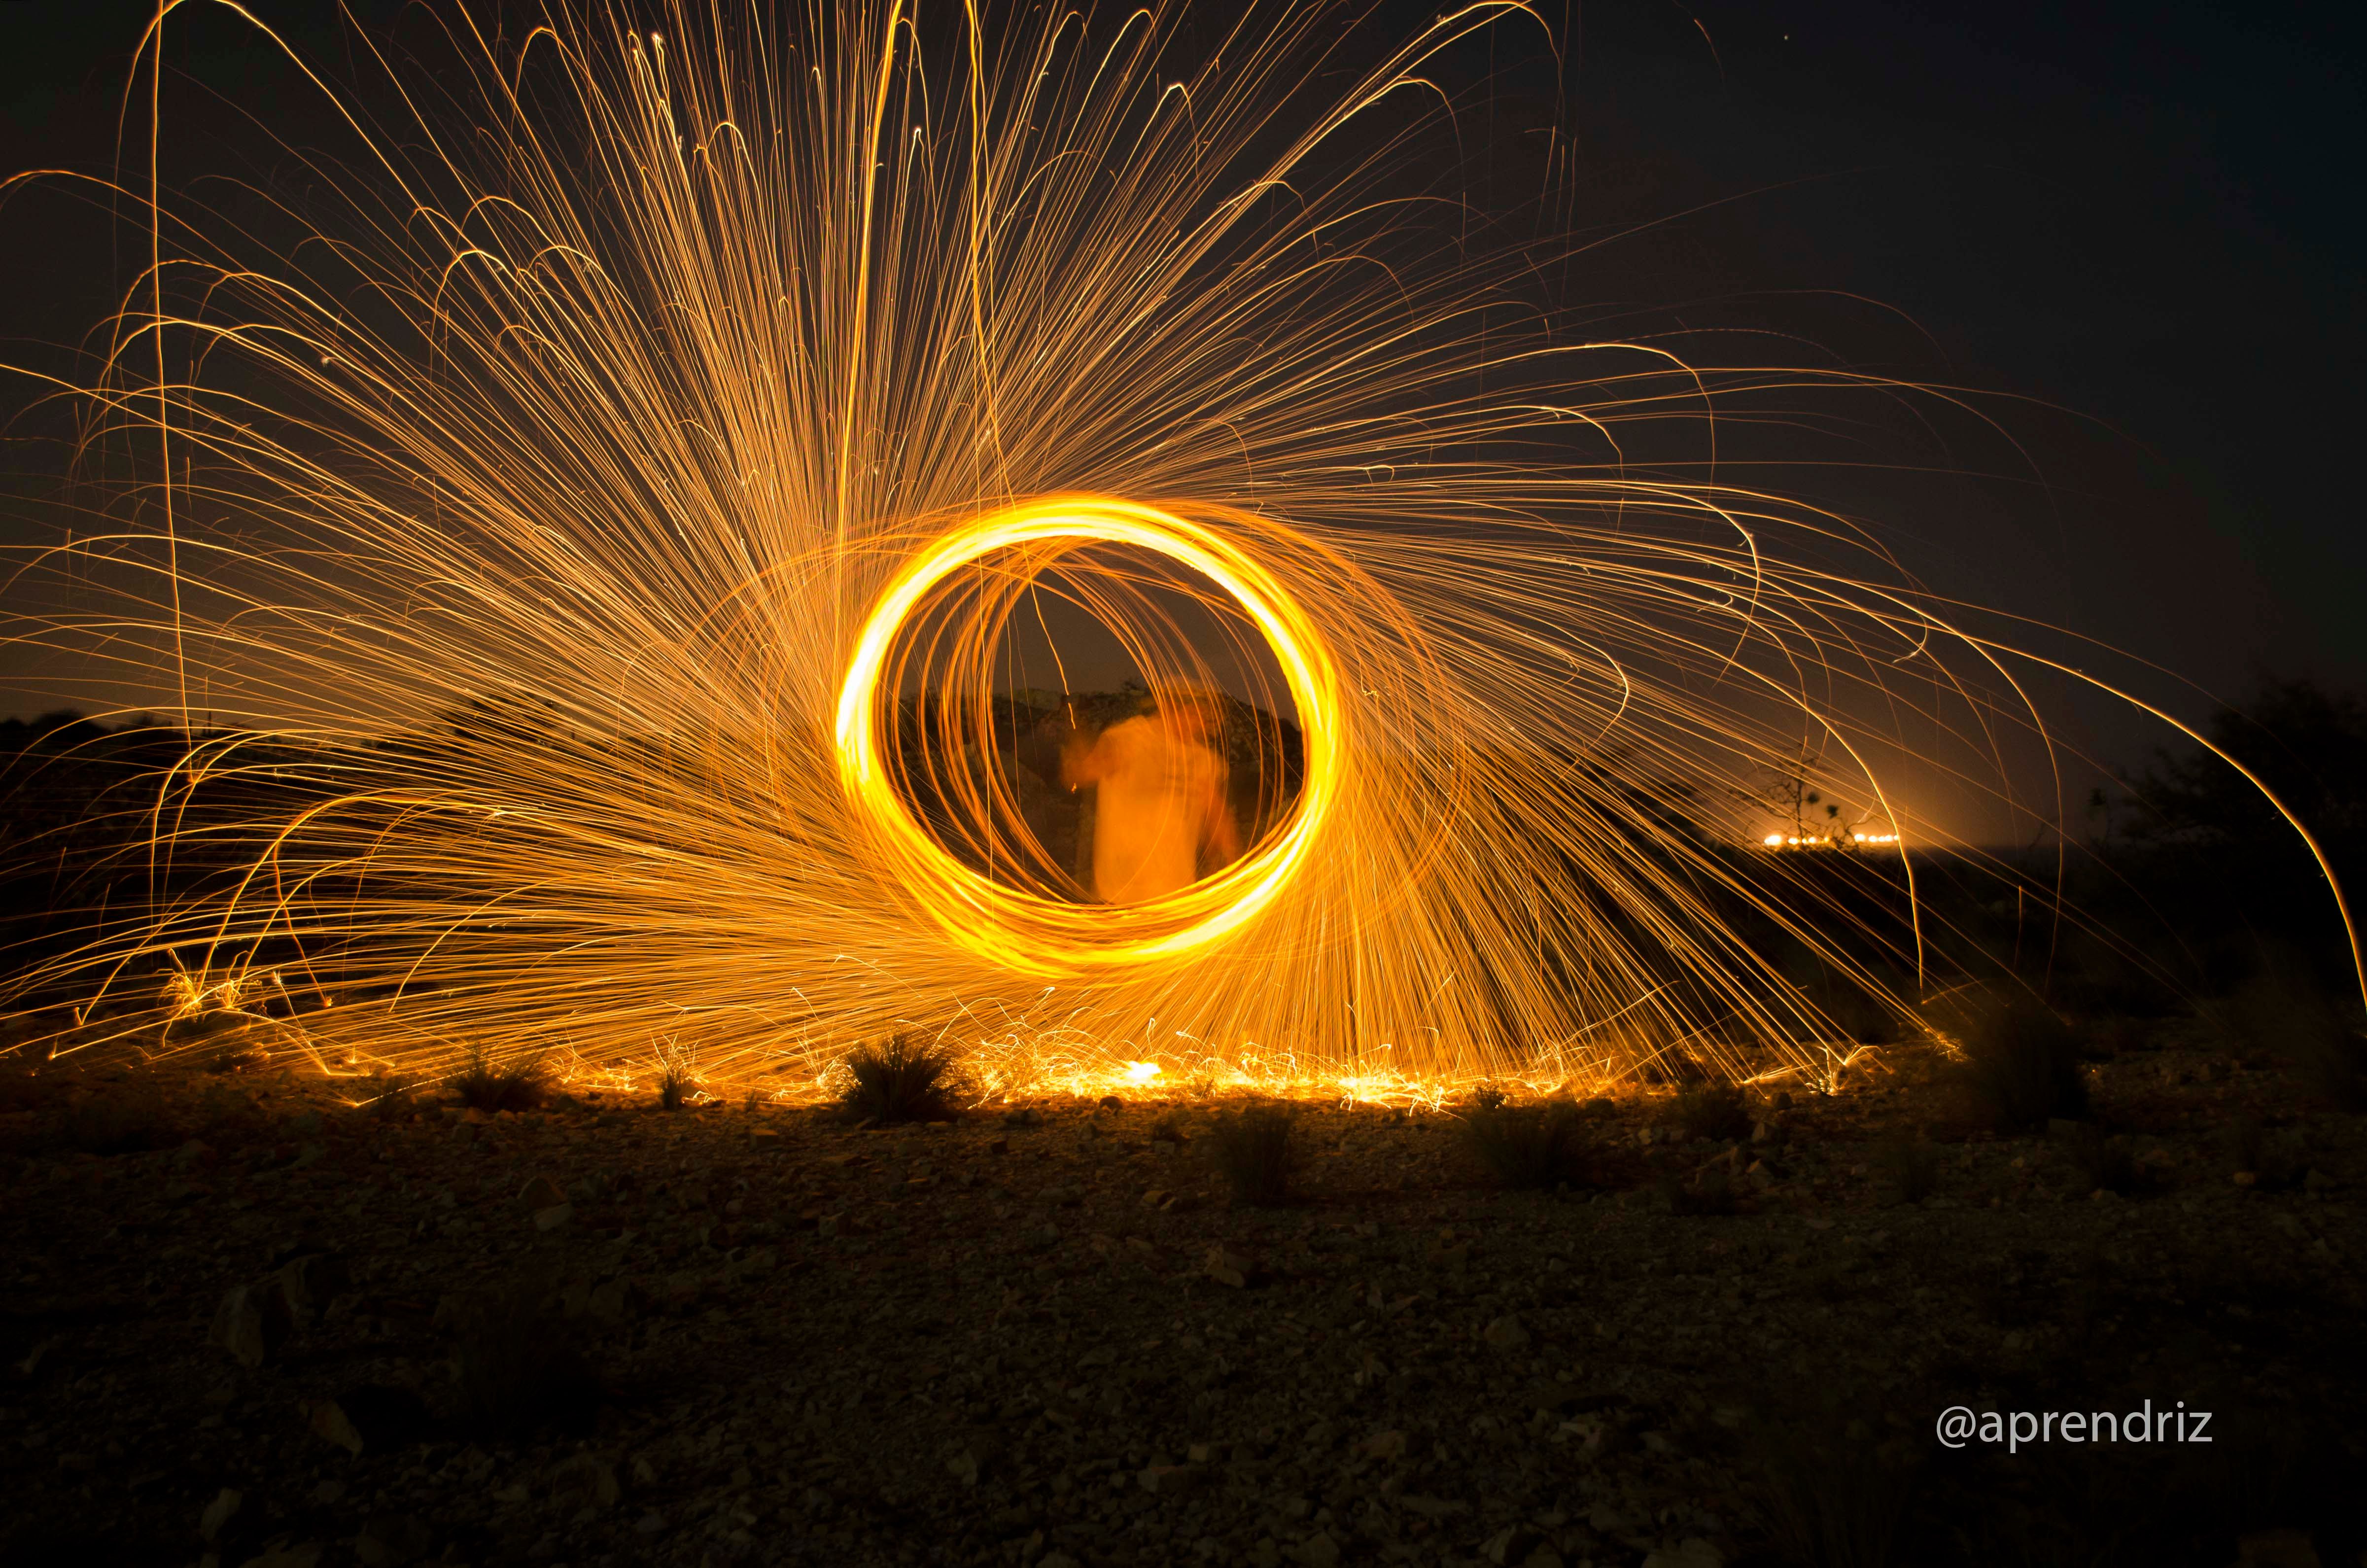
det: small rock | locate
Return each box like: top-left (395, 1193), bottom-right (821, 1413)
top-left (1038, 1555), bottom-right (1080, 1568)
top-left (549, 1453), bottom-right (620, 1512)
top-left (1290, 1533), bottom-right (1341, 1567)
top-left (310, 1480), bottom-right (346, 1506)
top-left (1358, 1429), bottom-right (1408, 1460)
top-left (1640, 1539), bottom-right (1724, 1568)
top-left (947, 1435), bottom-right (1000, 1486)
top-left (1483, 1526), bottom-right (1539, 1565)
top-left (210, 1281), bottom-right (292, 1367)
top-left (1482, 1314), bottom-right (1531, 1351)
top-left (275, 1253), bottom-right (349, 1325)
top-left (2236, 1529), bottom-right (2322, 1568)
top-left (352, 1513), bottom-right (434, 1567)
top-left (1398, 1496), bottom-right (1468, 1522)
top-left (519, 1174), bottom-right (566, 1208)
top-left (1099, 1095), bottom-right (1123, 1110)
top-left (238, 1542), bottom-right (324, 1568)
top-left (533, 1202), bottom-right (574, 1232)
top-left (1205, 1247), bottom-right (1254, 1288)
top-left (302, 1384), bottom-right (431, 1459)
top-left (200, 1487), bottom-right (243, 1542)
top-left (1137, 1463), bottom-right (1208, 1498)
top-left (311, 1399), bottom-right (365, 1456)
top-left (633, 1511), bottom-right (667, 1536)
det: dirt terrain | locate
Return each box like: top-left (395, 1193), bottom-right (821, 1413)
top-left (1, 1022), bottom-right (2362, 1568)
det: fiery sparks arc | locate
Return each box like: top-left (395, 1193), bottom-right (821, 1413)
top-left (2, 0), bottom-right (2358, 1102)
top-left (834, 495), bottom-right (1345, 977)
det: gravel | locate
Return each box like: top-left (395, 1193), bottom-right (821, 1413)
top-left (0, 1025), bottom-right (2362, 1565)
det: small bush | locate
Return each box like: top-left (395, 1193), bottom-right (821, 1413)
top-left (452, 1048), bottom-right (548, 1113)
top-left (1459, 1100), bottom-right (1590, 1189)
top-left (2292, 1020), bottom-right (2367, 1113)
top-left (1951, 998), bottom-right (2088, 1133)
top-left (1750, 1379), bottom-right (1919, 1568)
top-left (1666, 1080), bottom-right (1751, 1143)
top-left (446, 1274), bottom-right (599, 1438)
top-left (1469, 1084), bottom-right (1509, 1112)
top-left (1872, 1136), bottom-right (1940, 1205)
top-left (361, 1073), bottom-right (415, 1121)
top-left (841, 1033), bottom-right (963, 1123)
top-left (1209, 1103), bottom-right (1297, 1206)
top-left (2208, 949), bottom-right (2366, 1110)
top-left (659, 1063), bottom-right (690, 1112)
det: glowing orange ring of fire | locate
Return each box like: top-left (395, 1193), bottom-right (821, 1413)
top-left (835, 495), bottom-right (1343, 976)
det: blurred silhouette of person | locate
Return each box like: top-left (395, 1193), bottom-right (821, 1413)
top-left (1063, 694), bottom-right (1241, 902)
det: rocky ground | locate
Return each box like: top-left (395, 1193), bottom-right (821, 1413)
top-left (1, 1018), bottom-right (2363, 1568)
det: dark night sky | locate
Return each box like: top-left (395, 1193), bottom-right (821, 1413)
top-left (2, 1), bottom-right (2361, 814)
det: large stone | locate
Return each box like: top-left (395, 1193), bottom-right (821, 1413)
top-left (210, 1281), bottom-right (292, 1367)
top-left (311, 1400), bottom-right (365, 1456)
top-left (199, 1487), bottom-right (243, 1542)
top-left (1482, 1314), bottom-right (1531, 1352)
top-left (274, 1253), bottom-right (349, 1326)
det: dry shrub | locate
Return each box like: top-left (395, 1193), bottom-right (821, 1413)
top-left (361, 1073), bottom-right (415, 1121)
top-left (1458, 1100), bottom-right (1591, 1190)
top-left (452, 1047), bottom-right (548, 1113)
top-left (1666, 1080), bottom-right (1751, 1143)
top-left (841, 1033), bottom-right (963, 1123)
top-left (2216, 954), bottom-right (2367, 1113)
top-left (447, 1275), bottom-right (599, 1437)
top-left (1750, 1379), bottom-right (1919, 1568)
top-left (1951, 997), bottom-right (2088, 1133)
top-left (1209, 1103), bottom-right (1297, 1206)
